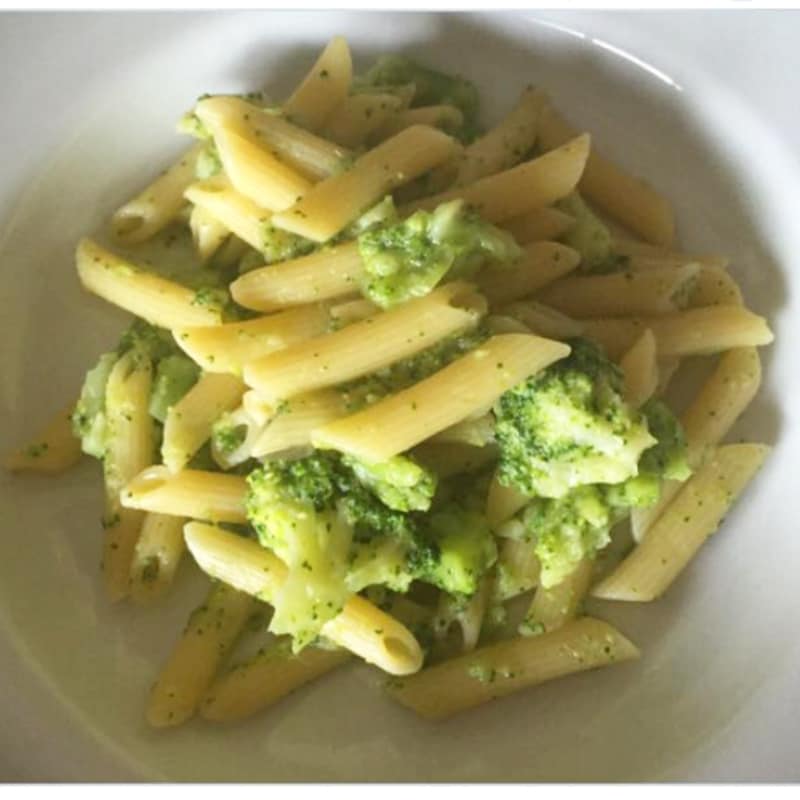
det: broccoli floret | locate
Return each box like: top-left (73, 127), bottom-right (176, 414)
top-left (71, 352), bottom-right (118, 459)
top-left (494, 338), bottom-right (656, 499)
top-left (410, 505), bottom-right (497, 596)
top-left (639, 399), bottom-right (692, 481)
top-left (148, 355), bottom-right (200, 423)
top-left (340, 196), bottom-right (398, 239)
top-left (360, 55), bottom-right (480, 141)
top-left (557, 193), bottom-right (624, 274)
top-left (195, 144), bottom-right (222, 179)
top-left (358, 200), bottom-right (520, 308)
top-left (117, 319), bottom-right (176, 364)
top-left (342, 453), bottom-right (436, 512)
top-left (258, 222), bottom-right (316, 265)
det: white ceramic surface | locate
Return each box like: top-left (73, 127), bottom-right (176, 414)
top-left (0, 11), bottom-right (798, 782)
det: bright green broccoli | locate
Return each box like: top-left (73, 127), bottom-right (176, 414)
top-left (557, 193), bottom-right (624, 274)
top-left (341, 453), bottom-right (437, 512)
top-left (360, 55), bottom-right (481, 141)
top-left (195, 144), bottom-right (222, 179)
top-left (639, 398), bottom-right (692, 481)
top-left (358, 199), bottom-right (521, 308)
top-left (148, 355), bottom-right (200, 423)
top-left (71, 352), bottom-right (118, 458)
top-left (494, 337), bottom-right (657, 499)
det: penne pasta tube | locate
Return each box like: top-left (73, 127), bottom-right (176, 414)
top-left (386, 617), bottom-right (640, 720)
top-left (147, 582), bottom-right (259, 727)
top-left (230, 241), bottom-right (363, 311)
top-left (162, 373), bottom-right (246, 472)
top-left (499, 300), bottom-right (584, 340)
top-left (492, 538), bottom-right (540, 602)
top-left (195, 95), bottom-right (350, 181)
top-left (185, 176), bottom-right (269, 252)
top-left (405, 134), bottom-right (591, 223)
top-left (322, 93), bottom-right (405, 148)
top-left (487, 473), bottom-right (530, 530)
top-left (538, 104), bottom-right (675, 246)
top-left (4, 403), bottom-right (82, 474)
top-left (620, 329), bottom-right (658, 408)
top-left (688, 264), bottom-right (744, 308)
top-left (631, 347), bottom-right (761, 542)
top-left (189, 204), bottom-right (229, 263)
top-left (614, 237), bottom-right (730, 269)
top-left (655, 357), bottom-right (681, 397)
top-left (523, 558), bottom-right (593, 634)
top-left (271, 125), bottom-right (459, 242)
top-left (375, 104), bottom-right (464, 141)
top-left (582, 306), bottom-right (774, 360)
top-left (328, 297), bottom-right (380, 327)
top-left (111, 143), bottom-right (203, 244)
top-left (453, 86), bottom-right (544, 186)
top-left (129, 513), bottom-right (187, 606)
top-left (312, 334), bottom-right (571, 462)
top-left (536, 265), bottom-right (699, 319)
top-left (76, 238), bottom-right (223, 328)
top-left (210, 125), bottom-right (312, 212)
top-left (476, 241), bottom-right (581, 307)
top-left (183, 522), bottom-right (424, 676)
top-left (102, 351), bottom-right (155, 602)
top-left (252, 389), bottom-right (348, 457)
top-left (501, 207), bottom-right (575, 245)
top-left (283, 36), bottom-right (353, 132)
top-left (201, 640), bottom-right (351, 722)
top-left (243, 282), bottom-right (485, 402)
top-left (593, 444), bottom-right (770, 602)
top-left (174, 304), bottom-right (331, 374)
top-left (121, 466), bottom-right (248, 523)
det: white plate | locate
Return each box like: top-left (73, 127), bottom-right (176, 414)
top-left (1, 11), bottom-right (799, 782)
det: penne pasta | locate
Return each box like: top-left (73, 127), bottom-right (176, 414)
top-left (147, 582), bottom-right (259, 727)
top-left (487, 472), bottom-right (530, 530)
top-left (243, 282), bottom-right (485, 402)
top-left (411, 441), bottom-right (499, 478)
top-left (129, 513), bottom-right (187, 605)
top-left (183, 522), bottom-right (424, 676)
top-left (312, 334), bottom-right (571, 462)
top-left (614, 237), bottom-right (730, 269)
top-left (538, 103), bottom-right (675, 246)
top-left (283, 36), bottom-right (353, 132)
top-left (322, 93), bottom-right (405, 148)
top-left (582, 306), bottom-right (774, 360)
top-left (230, 241), bottom-right (363, 311)
top-left (76, 238), bottom-right (223, 329)
top-left (536, 265), bottom-right (699, 319)
top-left (121, 466), bottom-right (248, 523)
top-left (386, 617), bottom-right (640, 720)
top-left (375, 104), bottom-right (464, 141)
top-left (523, 558), bottom-right (593, 634)
top-left (111, 143), bottom-right (203, 244)
top-left (501, 207), bottom-right (575, 245)
top-left (189, 204), bottom-right (229, 263)
top-left (499, 300), bottom-right (584, 340)
top-left (4, 403), bottom-right (82, 474)
top-left (201, 640), bottom-right (351, 722)
top-left (492, 538), bottom-right (540, 602)
top-left (405, 134), bottom-right (591, 223)
top-left (688, 264), bottom-right (744, 308)
top-left (271, 125), bottom-right (460, 242)
top-left (162, 372), bottom-right (246, 472)
top-left (174, 304), bottom-right (331, 374)
top-left (619, 329), bottom-right (658, 409)
top-left (593, 444), bottom-right (770, 601)
top-left (476, 241), bottom-right (581, 308)
top-left (453, 86), bottom-right (544, 186)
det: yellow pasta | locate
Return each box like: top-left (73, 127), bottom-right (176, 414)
top-left (476, 241), bottom-right (581, 307)
top-left (129, 513), bottom-right (186, 606)
top-left (582, 306), bottom-right (774, 360)
top-left (405, 134), bottom-right (590, 223)
top-left (538, 103), bottom-right (675, 246)
top-left (501, 207), bottom-right (575, 244)
top-left (492, 538), bottom-right (540, 603)
top-left (230, 241), bottom-right (363, 311)
top-left (620, 329), bottom-right (658, 408)
top-left (174, 304), bottom-right (331, 374)
top-left (184, 522), bottom-right (423, 675)
top-left (189, 204), bottom-right (229, 263)
top-left (121, 466), bottom-right (248, 523)
top-left (375, 104), bottom-right (464, 141)
top-left (201, 641), bottom-right (351, 722)
top-left (162, 373), bottom-right (246, 472)
top-left (523, 558), bottom-right (593, 634)
top-left (614, 237), bottom-right (730, 269)
top-left (4, 403), bottom-right (82, 474)
top-left (536, 264), bottom-right (699, 319)
top-left (147, 582), bottom-right (259, 727)
top-left (272, 125), bottom-right (459, 242)
top-left (111, 143), bottom-right (203, 244)
top-left (487, 473), bottom-right (530, 530)
top-left (76, 238), bottom-right (223, 329)
top-left (387, 617), bottom-right (640, 720)
top-left (322, 93), bottom-right (405, 148)
top-left (312, 334), bottom-right (571, 462)
top-left (688, 264), bottom-right (744, 307)
top-left (284, 36), bottom-right (353, 131)
top-left (243, 282), bottom-right (485, 402)
top-left (499, 300), bottom-right (584, 340)
top-left (593, 444), bottom-right (770, 601)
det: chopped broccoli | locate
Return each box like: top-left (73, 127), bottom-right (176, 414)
top-left (195, 144), bottom-right (222, 179)
top-left (360, 55), bottom-right (481, 140)
top-left (639, 399), bottom-right (692, 481)
top-left (340, 195), bottom-right (398, 239)
top-left (71, 352), bottom-right (118, 459)
top-left (494, 338), bottom-right (656, 499)
top-left (557, 193), bottom-right (623, 274)
top-left (342, 453), bottom-right (436, 512)
top-left (258, 222), bottom-right (316, 266)
top-left (358, 200), bottom-right (520, 308)
top-left (116, 318), bottom-right (176, 364)
top-left (211, 411), bottom-right (249, 456)
top-left (148, 355), bottom-right (200, 423)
